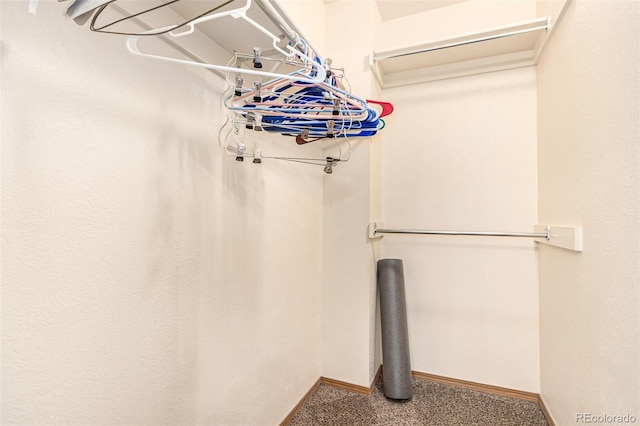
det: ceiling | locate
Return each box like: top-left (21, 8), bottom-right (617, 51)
top-left (375, 0), bottom-right (471, 21)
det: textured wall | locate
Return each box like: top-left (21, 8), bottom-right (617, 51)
top-left (379, 66), bottom-right (540, 392)
top-left (368, 0), bottom-right (541, 393)
top-left (537, 0), bottom-right (640, 423)
top-left (320, 0), bottom-right (380, 388)
top-left (0, 1), bottom-right (323, 424)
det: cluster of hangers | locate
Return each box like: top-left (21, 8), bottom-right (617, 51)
top-left (217, 34), bottom-right (394, 171)
top-left (61, 0), bottom-right (393, 173)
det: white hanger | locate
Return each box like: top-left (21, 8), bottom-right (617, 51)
top-left (125, 0), bottom-right (327, 84)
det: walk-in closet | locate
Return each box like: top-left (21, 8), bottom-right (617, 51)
top-left (2, 0), bottom-right (638, 425)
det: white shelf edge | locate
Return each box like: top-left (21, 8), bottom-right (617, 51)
top-left (371, 17), bottom-right (550, 87)
top-left (374, 17), bottom-right (549, 61)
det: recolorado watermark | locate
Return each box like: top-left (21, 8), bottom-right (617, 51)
top-left (576, 413), bottom-right (637, 423)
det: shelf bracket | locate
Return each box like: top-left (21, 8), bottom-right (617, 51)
top-left (534, 224), bottom-right (583, 252)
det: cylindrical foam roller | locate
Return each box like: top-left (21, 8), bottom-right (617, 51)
top-left (377, 258), bottom-right (413, 400)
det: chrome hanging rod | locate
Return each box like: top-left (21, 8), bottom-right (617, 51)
top-left (370, 223), bottom-right (550, 240)
top-left (254, 0), bottom-right (322, 55)
top-left (376, 19), bottom-right (550, 61)
top-left (254, 0), bottom-right (300, 46)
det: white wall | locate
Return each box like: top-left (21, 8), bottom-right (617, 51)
top-left (8, 1), bottom-right (638, 423)
top-left (537, 0), bottom-right (640, 423)
top-left (280, 0), bottom-right (384, 389)
top-left (379, 67), bottom-right (540, 392)
top-left (320, 0), bottom-right (380, 388)
top-left (0, 2), bottom-right (323, 424)
top-left (374, 0), bottom-right (540, 393)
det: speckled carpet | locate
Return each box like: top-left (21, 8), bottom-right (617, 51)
top-left (287, 377), bottom-right (548, 426)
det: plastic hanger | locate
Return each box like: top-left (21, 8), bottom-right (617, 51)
top-left (225, 64), bottom-right (393, 126)
top-left (222, 75), bottom-right (384, 141)
top-left (224, 67), bottom-right (372, 121)
top-left (366, 100), bottom-right (394, 118)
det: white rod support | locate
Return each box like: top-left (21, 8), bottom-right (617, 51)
top-left (534, 224), bottom-right (583, 252)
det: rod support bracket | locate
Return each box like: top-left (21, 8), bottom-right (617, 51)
top-left (534, 224), bottom-right (583, 252)
top-left (368, 222), bottom-right (384, 239)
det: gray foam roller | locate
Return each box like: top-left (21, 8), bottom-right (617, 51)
top-left (377, 258), bottom-right (413, 400)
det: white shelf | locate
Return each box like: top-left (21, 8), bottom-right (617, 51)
top-left (108, 0), bottom-right (309, 80)
top-left (370, 17), bottom-right (550, 88)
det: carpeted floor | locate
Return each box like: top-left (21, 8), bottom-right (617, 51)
top-left (287, 377), bottom-right (548, 426)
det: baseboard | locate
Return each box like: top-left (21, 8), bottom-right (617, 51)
top-left (538, 394), bottom-right (556, 426)
top-left (319, 376), bottom-right (371, 395)
top-left (281, 367), bottom-right (382, 425)
top-left (279, 377), bottom-right (321, 426)
top-left (411, 371), bottom-right (540, 403)
top-left (282, 368), bottom-right (547, 425)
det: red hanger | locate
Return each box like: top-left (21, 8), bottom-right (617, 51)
top-left (366, 100), bottom-right (394, 118)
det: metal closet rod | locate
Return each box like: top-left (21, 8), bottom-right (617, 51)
top-left (377, 20), bottom-right (550, 61)
top-left (254, 0), bottom-right (323, 57)
top-left (373, 225), bottom-right (550, 240)
top-left (254, 0), bottom-right (299, 45)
